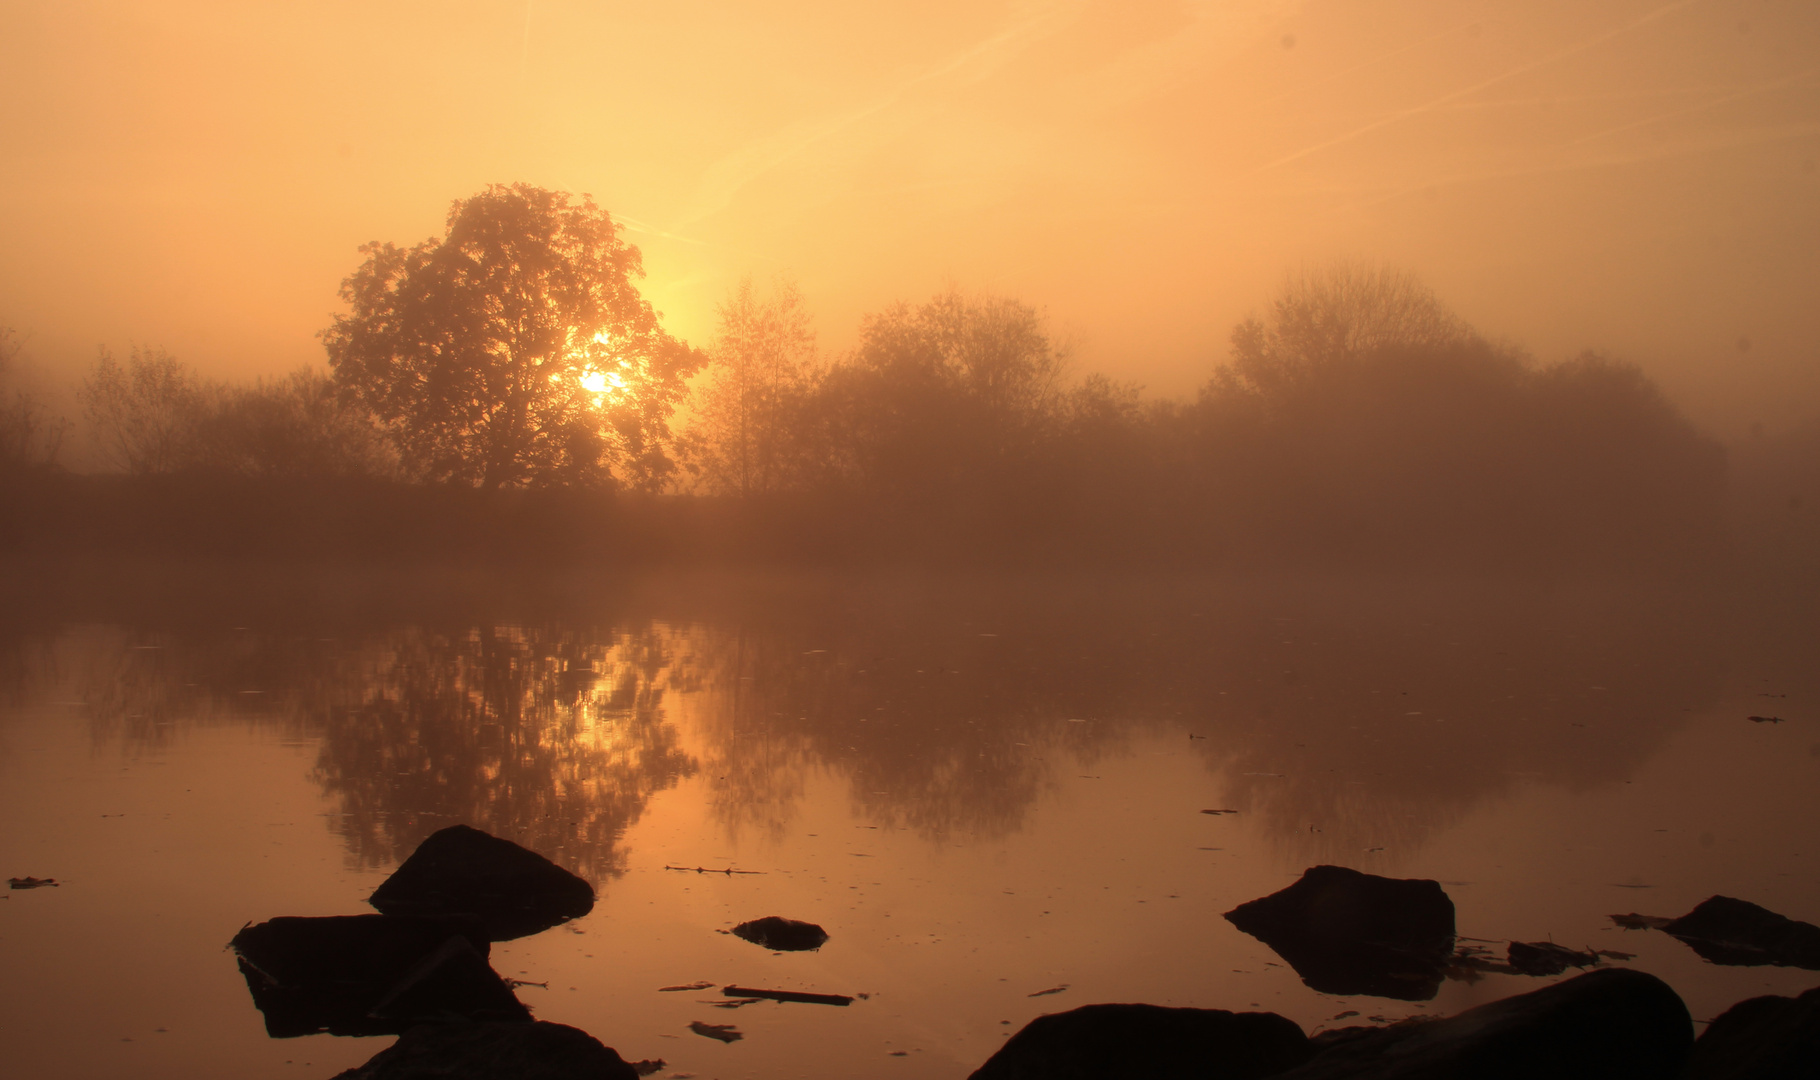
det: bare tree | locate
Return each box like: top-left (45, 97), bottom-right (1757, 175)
top-left (0, 327), bottom-right (68, 470)
top-left (78, 346), bottom-right (214, 474)
top-left (689, 277), bottom-right (820, 497)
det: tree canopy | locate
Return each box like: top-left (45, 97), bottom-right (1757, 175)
top-left (323, 184), bottom-right (699, 492)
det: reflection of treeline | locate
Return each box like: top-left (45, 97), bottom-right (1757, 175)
top-left (2, 573), bottom-right (1732, 866)
top-left (2, 262), bottom-right (1732, 568)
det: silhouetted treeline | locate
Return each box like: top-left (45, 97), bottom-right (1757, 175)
top-left (1, 263), bottom-right (1743, 571)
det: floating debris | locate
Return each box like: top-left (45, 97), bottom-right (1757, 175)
top-left (664, 866), bottom-right (765, 875)
top-left (688, 1021), bottom-right (742, 1043)
top-left (1028, 985), bottom-right (1070, 998)
top-left (658, 982), bottom-right (715, 993)
top-left (1747, 715), bottom-right (1786, 724)
top-left (1610, 914), bottom-right (1673, 930)
top-left (1200, 809), bottom-right (1239, 816)
top-left (8, 877), bottom-right (59, 889)
top-left (721, 985), bottom-right (852, 1006)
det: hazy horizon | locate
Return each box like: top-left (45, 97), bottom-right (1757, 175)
top-left (4, 0), bottom-right (1818, 456)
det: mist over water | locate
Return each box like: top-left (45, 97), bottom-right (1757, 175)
top-left (2, 566), bottom-right (1816, 1077)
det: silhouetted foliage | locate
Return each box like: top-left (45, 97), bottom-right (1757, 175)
top-left (1186, 264), bottom-right (1727, 567)
top-left (824, 289), bottom-right (1067, 507)
top-left (201, 368), bottom-right (398, 480)
top-left (324, 184), bottom-right (701, 493)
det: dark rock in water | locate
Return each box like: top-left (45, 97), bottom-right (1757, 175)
top-left (1683, 984), bottom-right (1820, 1080)
top-left (1223, 865), bottom-right (1455, 1000)
top-left (1506, 940), bottom-right (1598, 976)
top-left (731, 915), bottom-right (829, 951)
top-left (967, 1003), bottom-right (1312, 1080)
top-left (368, 825), bottom-right (595, 941)
top-left (1272, 968), bottom-right (1692, 1080)
top-left (330, 1021), bottom-right (640, 1080)
top-left (1661, 896), bottom-right (1820, 970)
top-left (230, 914), bottom-right (528, 1038)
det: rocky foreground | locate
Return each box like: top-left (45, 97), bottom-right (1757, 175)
top-left (225, 828), bottom-right (1819, 1079)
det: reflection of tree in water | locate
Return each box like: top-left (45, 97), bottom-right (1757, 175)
top-left (12, 617), bottom-right (698, 885)
top-left (1177, 580), bottom-right (1730, 865)
top-left (680, 577), bottom-right (1728, 863)
top-left (314, 623), bottom-right (698, 882)
top-left (682, 590), bottom-right (1166, 845)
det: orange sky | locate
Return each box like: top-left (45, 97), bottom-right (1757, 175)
top-left (3, 0), bottom-right (1817, 441)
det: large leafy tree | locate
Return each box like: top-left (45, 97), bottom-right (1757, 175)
top-left (323, 184), bottom-right (700, 492)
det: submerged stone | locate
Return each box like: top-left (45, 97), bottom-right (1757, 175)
top-left (330, 1020), bottom-right (640, 1080)
top-left (230, 914), bottom-right (528, 1038)
top-left (368, 825), bottom-right (595, 941)
top-left (731, 915), bottom-right (829, 951)
top-left (1273, 968), bottom-right (1693, 1080)
top-left (1682, 984), bottom-right (1820, 1080)
top-left (967, 1003), bottom-right (1313, 1080)
top-left (1222, 865), bottom-right (1455, 1000)
top-left (1661, 896), bottom-right (1820, 970)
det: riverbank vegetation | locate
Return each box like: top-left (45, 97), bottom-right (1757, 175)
top-left (3, 185), bottom-right (1804, 573)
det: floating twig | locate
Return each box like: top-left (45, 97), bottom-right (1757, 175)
top-left (1028, 984), bottom-right (1070, 997)
top-left (721, 985), bottom-right (853, 1006)
top-left (664, 865), bottom-right (766, 875)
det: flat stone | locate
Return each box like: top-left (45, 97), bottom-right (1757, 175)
top-left (230, 914), bottom-right (528, 1038)
top-left (330, 1021), bottom-right (640, 1080)
top-left (1661, 896), bottom-right (1820, 970)
top-left (368, 825), bottom-right (595, 941)
top-left (967, 1003), bottom-right (1313, 1080)
top-left (1272, 968), bottom-right (1692, 1080)
top-left (731, 916), bottom-right (829, 951)
top-left (1223, 865), bottom-right (1455, 1000)
top-left (1681, 984), bottom-right (1820, 1079)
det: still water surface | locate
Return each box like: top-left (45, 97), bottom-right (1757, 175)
top-left (1, 571), bottom-right (1816, 1078)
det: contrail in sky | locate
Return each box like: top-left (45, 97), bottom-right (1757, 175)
top-left (1568, 69), bottom-right (1818, 146)
top-left (1249, 0), bottom-right (1706, 175)
top-left (674, 1), bottom-right (1087, 229)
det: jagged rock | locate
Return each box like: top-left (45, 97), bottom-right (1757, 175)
top-left (731, 915), bottom-right (828, 951)
top-left (1506, 941), bottom-right (1598, 976)
top-left (1223, 865), bottom-right (1455, 1000)
top-left (230, 914), bottom-right (528, 1038)
top-left (368, 825), bottom-right (595, 941)
top-left (1271, 968), bottom-right (1692, 1080)
top-left (1682, 984), bottom-right (1820, 1079)
top-left (967, 1003), bottom-right (1313, 1080)
top-left (330, 1021), bottom-right (640, 1080)
top-left (1660, 896), bottom-right (1820, 970)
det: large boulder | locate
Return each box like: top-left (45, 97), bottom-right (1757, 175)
top-left (368, 825), bottom-right (595, 941)
top-left (1681, 984), bottom-right (1820, 1080)
top-left (1223, 866), bottom-right (1455, 1000)
top-left (330, 1021), bottom-right (641, 1080)
top-left (967, 1003), bottom-right (1313, 1080)
top-left (731, 915), bottom-right (829, 951)
top-left (1272, 968), bottom-right (1692, 1080)
top-left (1660, 897), bottom-right (1820, 970)
top-left (230, 914), bottom-right (528, 1038)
